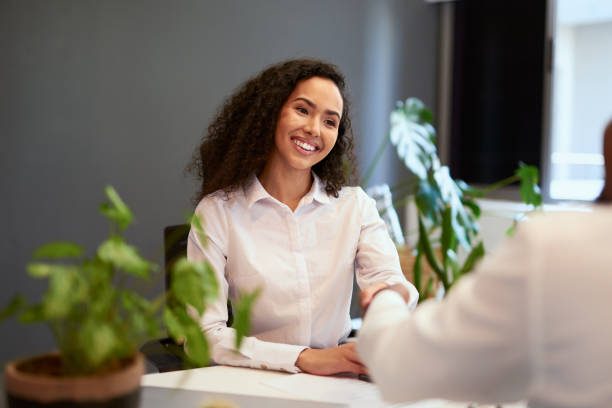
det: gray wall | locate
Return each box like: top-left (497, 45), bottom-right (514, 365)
top-left (0, 0), bottom-right (438, 364)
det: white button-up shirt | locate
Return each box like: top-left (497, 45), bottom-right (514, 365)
top-left (188, 174), bottom-right (418, 372)
top-left (358, 208), bottom-right (612, 407)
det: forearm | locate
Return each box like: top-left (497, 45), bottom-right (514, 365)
top-left (206, 325), bottom-right (307, 372)
top-left (357, 290), bottom-right (421, 401)
top-left (356, 190), bottom-right (419, 309)
top-left (358, 271), bottom-right (530, 404)
top-left (295, 343), bottom-right (367, 376)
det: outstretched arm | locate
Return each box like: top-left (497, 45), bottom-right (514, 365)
top-left (357, 235), bottom-right (531, 404)
top-left (355, 189), bottom-right (419, 310)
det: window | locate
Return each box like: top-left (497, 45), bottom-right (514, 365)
top-left (548, 0), bottom-right (612, 200)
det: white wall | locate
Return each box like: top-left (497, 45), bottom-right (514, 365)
top-left (550, 25), bottom-right (575, 181)
top-left (572, 21), bottom-right (612, 158)
top-left (548, 19), bottom-right (612, 199)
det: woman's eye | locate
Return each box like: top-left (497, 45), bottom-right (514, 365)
top-left (325, 119), bottom-right (337, 128)
top-left (296, 107), bottom-right (308, 115)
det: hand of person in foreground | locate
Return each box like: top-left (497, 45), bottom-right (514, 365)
top-left (360, 283), bottom-right (411, 314)
top-left (296, 343), bottom-right (367, 376)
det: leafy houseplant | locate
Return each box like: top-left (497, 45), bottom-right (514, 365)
top-left (1, 186), bottom-right (254, 407)
top-left (363, 98), bottom-right (542, 300)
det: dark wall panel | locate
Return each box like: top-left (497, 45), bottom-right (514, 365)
top-left (450, 0), bottom-right (547, 183)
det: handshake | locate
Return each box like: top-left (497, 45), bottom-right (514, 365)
top-left (359, 282), bottom-right (412, 314)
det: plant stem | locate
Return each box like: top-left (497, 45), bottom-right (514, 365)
top-left (360, 132), bottom-right (391, 187)
top-left (391, 194), bottom-right (413, 213)
top-left (377, 193), bottom-right (414, 218)
top-left (390, 178), bottom-right (417, 196)
top-left (479, 175), bottom-right (519, 195)
top-left (150, 293), bottom-right (166, 312)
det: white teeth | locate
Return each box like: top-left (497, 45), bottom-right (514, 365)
top-left (293, 139), bottom-right (316, 152)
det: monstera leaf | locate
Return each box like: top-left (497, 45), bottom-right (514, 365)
top-left (432, 165), bottom-right (478, 250)
top-left (380, 97), bottom-right (542, 298)
top-left (390, 98), bottom-right (437, 180)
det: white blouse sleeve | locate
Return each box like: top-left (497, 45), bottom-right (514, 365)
top-left (354, 188), bottom-right (419, 308)
top-left (357, 229), bottom-right (531, 404)
top-left (187, 199), bottom-right (306, 373)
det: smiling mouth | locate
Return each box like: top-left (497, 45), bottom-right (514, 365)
top-left (291, 138), bottom-right (320, 152)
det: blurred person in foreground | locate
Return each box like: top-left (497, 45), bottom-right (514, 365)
top-left (358, 209), bottom-right (612, 408)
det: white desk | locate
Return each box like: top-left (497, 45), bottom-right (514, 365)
top-left (142, 365), bottom-right (524, 408)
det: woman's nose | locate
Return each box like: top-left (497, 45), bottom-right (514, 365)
top-left (304, 117), bottom-right (320, 136)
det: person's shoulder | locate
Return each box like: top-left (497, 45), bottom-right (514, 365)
top-left (336, 185), bottom-right (370, 202)
top-left (331, 186), bottom-right (377, 217)
top-left (526, 206), bottom-right (612, 227)
top-left (194, 189), bottom-right (241, 214)
top-left (518, 207), bottom-right (612, 244)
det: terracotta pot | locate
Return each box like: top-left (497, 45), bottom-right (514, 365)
top-left (4, 352), bottom-right (144, 408)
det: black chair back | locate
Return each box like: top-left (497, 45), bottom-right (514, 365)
top-left (163, 224), bottom-right (190, 291)
top-left (164, 223), bottom-right (233, 326)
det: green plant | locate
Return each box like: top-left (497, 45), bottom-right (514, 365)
top-left (363, 98), bottom-right (542, 300)
top-left (0, 186), bottom-right (254, 374)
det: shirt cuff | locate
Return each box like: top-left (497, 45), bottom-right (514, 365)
top-left (240, 337), bottom-right (308, 373)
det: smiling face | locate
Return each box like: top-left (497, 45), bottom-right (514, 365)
top-left (265, 76), bottom-right (344, 179)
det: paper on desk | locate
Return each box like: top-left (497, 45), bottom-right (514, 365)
top-left (261, 373), bottom-right (380, 407)
top-left (261, 373), bottom-right (444, 408)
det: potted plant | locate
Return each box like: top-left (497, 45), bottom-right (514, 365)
top-left (1, 186), bottom-right (255, 407)
top-left (363, 98), bottom-right (542, 300)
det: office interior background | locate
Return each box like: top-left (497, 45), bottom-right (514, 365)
top-left (1, 0), bottom-right (611, 366)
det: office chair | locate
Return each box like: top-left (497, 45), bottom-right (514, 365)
top-left (140, 224), bottom-right (233, 373)
top-left (139, 224), bottom-right (191, 373)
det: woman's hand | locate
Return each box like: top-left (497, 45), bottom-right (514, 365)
top-left (295, 343), bottom-right (367, 376)
top-left (361, 283), bottom-right (411, 314)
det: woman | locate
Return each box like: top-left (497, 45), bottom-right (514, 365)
top-left (187, 59), bottom-right (418, 375)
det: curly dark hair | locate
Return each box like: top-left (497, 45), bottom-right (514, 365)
top-left (188, 58), bottom-right (355, 203)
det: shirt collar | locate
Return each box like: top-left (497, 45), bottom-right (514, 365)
top-left (244, 175), bottom-right (271, 208)
top-left (244, 172), bottom-right (330, 209)
top-left (308, 173), bottom-right (331, 205)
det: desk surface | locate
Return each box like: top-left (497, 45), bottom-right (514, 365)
top-left (141, 385), bottom-right (347, 408)
top-left (142, 365), bottom-right (525, 408)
